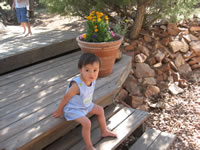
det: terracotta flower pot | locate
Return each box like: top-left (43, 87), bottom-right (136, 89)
top-left (76, 34), bottom-right (123, 77)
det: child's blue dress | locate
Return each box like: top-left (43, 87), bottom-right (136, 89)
top-left (63, 76), bottom-right (96, 121)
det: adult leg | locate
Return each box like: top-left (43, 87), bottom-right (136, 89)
top-left (21, 22), bottom-right (26, 34)
top-left (75, 116), bottom-right (96, 150)
top-left (25, 22), bottom-right (32, 36)
top-left (16, 8), bottom-right (25, 34)
top-left (20, 7), bottom-right (32, 36)
top-left (88, 104), bottom-right (117, 138)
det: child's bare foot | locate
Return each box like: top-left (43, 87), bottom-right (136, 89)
top-left (102, 129), bottom-right (117, 138)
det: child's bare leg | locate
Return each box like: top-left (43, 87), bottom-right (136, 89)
top-left (75, 117), bottom-right (96, 150)
top-left (88, 104), bottom-right (117, 138)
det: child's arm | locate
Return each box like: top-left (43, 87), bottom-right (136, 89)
top-left (52, 82), bottom-right (79, 118)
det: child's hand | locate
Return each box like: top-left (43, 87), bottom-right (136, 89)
top-left (52, 110), bottom-right (64, 118)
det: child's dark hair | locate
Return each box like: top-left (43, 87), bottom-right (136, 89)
top-left (78, 52), bottom-right (101, 69)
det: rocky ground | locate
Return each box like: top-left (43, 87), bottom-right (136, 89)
top-left (115, 19), bottom-right (200, 150)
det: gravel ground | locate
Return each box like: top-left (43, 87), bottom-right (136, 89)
top-left (117, 78), bottom-right (200, 150)
top-left (145, 80), bottom-right (200, 150)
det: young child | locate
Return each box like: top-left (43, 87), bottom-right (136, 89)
top-left (52, 53), bottom-right (117, 150)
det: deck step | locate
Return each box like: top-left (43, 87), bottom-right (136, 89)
top-left (0, 29), bottom-right (81, 74)
top-left (44, 104), bottom-right (123, 150)
top-left (45, 105), bottom-right (149, 150)
top-left (0, 51), bottom-right (132, 150)
top-left (129, 128), bottom-right (176, 150)
top-left (95, 108), bottom-right (149, 150)
top-left (65, 107), bottom-right (149, 150)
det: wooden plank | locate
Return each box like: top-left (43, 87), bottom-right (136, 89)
top-left (0, 75), bottom-right (117, 143)
top-left (0, 52), bottom-right (80, 88)
top-left (0, 57), bottom-right (79, 101)
top-left (0, 64), bottom-right (117, 119)
top-left (12, 91), bottom-right (115, 150)
top-left (0, 54), bottom-right (130, 110)
top-left (129, 128), bottom-right (161, 150)
top-left (0, 51), bottom-right (81, 86)
top-left (44, 104), bottom-right (122, 150)
top-left (0, 76), bottom-right (119, 150)
top-left (0, 60), bottom-right (79, 107)
top-left (0, 72), bottom-right (78, 117)
top-left (0, 55), bottom-right (132, 150)
top-left (0, 102), bottom-right (58, 143)
top-left (0, 83), bottom-right (65, 129)
top-left (115, 56), bottom-right (132, 88)
top-left (129, 129), bottom-right (176, 150)
top-left (0, 81), bottom-right (66, 120)
top-left (95, 110), bottom-right (149, 150)
top-left (69, 107), bottom-right (135, 150)
top-left (148, 130), bottom-right (176, 150)
top-left (1, 66), bottom-right (120, 128)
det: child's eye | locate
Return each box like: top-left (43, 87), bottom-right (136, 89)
top-left (94, 69), bottom-right (97, 72)
top-left (86, 69), bottom-right (89, 72)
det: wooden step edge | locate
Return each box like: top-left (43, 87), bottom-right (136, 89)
top-left (95, 109), bottom-right (149, 150)
top-left (14, 91), bottom-right (116, 150)
top-left (43, 104), bottom-right (123, 150)
top-left (69, 106), bottom-right (136, 150)
top-left (129, 128), bottom-right (176, 150)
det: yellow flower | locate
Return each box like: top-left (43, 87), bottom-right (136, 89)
top-left (87, 16), bottom-right (92, 20)
top-left (91, 10), bottom-right (95, 14)
top-left (95, 29), bottom-right (98, 32)
top-left (125, 19), bottom-right (129, 22)
top-left (97, 18), bottom-right (101, 22)
top-left (92, 19), bottom-right (96, 22)
top-left (105, 15), bottom-right (108, 20)
top-left (82, 34), bottom-right (87, 38)
top-left (97, 15), bottom-right (101, 18)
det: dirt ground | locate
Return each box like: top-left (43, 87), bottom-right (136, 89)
top-left (32, 12), bottom-right (200, 150)
top-left (31, 11), bottom-right (85, 31)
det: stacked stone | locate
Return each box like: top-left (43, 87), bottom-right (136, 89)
top-left (115, 22), bottom-right (200, 111)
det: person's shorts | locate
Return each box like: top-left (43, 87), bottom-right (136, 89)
top-left (16, 7), bottom-right (28, 23)
top-left (64, 103), bottom-right (94, 121)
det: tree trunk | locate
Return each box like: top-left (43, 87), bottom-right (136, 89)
top-left (29, 0), bottom-right (34, 18)
top-left (130, 3), bottom-right (145, 39)
top-left (130, 0), bottom-right (152, 40)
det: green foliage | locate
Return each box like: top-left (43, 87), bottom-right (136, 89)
top-left (147, 0), bottom-right (199, 23)
top-left (81, 11), bottom-right (114, 42)
top-left (113, 16), bottom-right (129, 36)
top-left (40, 0), bottom-right (199, 31)
top-left (41, 0), bottom-right (199, 23)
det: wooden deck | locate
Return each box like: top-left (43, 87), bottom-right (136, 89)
top-left (129, 129), bottom-right (176, 150)
top-left (0, 24), bottom-right (84, 74)
top-left (0, 51), bottom-right (132, 150)
top-left (44, 104), bottom-right (149, 150)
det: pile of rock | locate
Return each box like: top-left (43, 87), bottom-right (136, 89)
top-left (116, 22), bottom-right (200, 111)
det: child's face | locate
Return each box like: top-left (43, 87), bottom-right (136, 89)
top-left (80, 62), bottom-right (100, 83)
